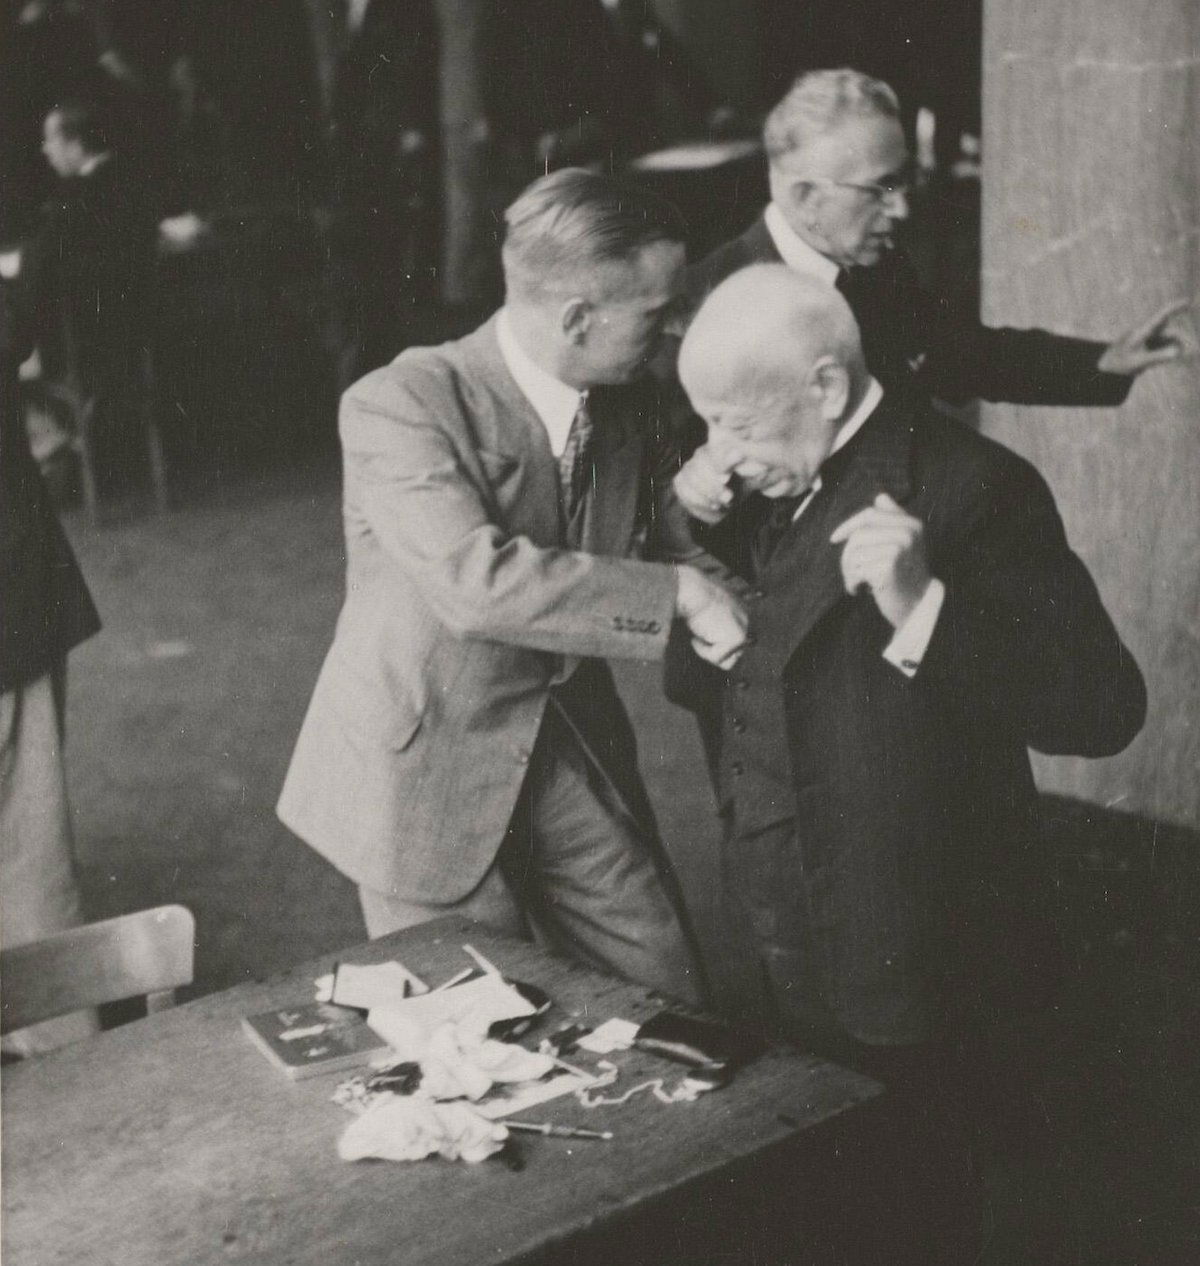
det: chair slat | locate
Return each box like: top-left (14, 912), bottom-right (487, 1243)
top-left (1, 905), bottom-right (195, 1035)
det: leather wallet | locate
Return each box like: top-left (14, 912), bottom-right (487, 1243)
top-left (633, 1011), bottom-right (765, 1079)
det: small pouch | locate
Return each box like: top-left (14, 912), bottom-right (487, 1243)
top-left (633, 1011), bottom-right (765, 1082)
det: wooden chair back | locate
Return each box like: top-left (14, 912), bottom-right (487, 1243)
top-left (1, 905), bottom-right (196, 1035)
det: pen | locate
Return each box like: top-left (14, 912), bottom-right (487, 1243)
top-left (462, 943), bottom-right (504, 979)
top-left (434, 966), bottom-right (476, 992)
top-left (505, 1122), bottom-right (613, 1140)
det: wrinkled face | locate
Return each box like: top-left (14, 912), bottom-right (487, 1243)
top-left (578, 240), bottom-right (687, 384)
top-left (771, 114), bottom-right (910, 268)
top-left (41, 112), bottom-right (85, 177)
top-left (688, 389), bottom-right (839, 498)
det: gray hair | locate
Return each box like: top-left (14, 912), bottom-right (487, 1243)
top-left (502, 168), bottom-right (686, 301)
top-left (764, 69), bottom-right (900, 165)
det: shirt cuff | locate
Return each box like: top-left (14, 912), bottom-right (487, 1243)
top-left (882, 579), bottom-right (946, 678)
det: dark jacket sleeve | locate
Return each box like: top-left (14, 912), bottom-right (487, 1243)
top-left (915, 447), bottom-right (1146, 756)
top-left (889, 252), bottom-right (1133, 407)
top-left (0, 282), bottom-right (101, 692)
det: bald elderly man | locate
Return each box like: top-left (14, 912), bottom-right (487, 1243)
top-left (666, 265), bottom-right (1146, 1256)
top-left (669, 264), bottom-right (1145, 1059)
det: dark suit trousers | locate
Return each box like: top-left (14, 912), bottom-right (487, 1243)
top-left (727, 820), bottom-right (1068, 1263)
top-left (360, 704), bottom-right (702, 1006)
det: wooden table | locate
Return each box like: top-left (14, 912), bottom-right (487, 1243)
top-left (2, 916), bottom-right (882, 1266)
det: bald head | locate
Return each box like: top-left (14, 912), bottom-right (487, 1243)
top-left (679, 265), bottom-right (865, 407)
top-left (678, 266), bottom-right (870, 498)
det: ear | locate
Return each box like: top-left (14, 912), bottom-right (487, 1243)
top-left (560, 297), bottom-right (592, 345)
top-left (809, 357), bottom-right (851, 422)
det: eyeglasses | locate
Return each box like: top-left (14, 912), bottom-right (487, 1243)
top-left (788, 173), bottom-right (912, 204)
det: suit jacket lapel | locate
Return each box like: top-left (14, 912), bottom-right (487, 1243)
top-left (773, 398), bottom-right (915, 664)
top-left (459, 318), bottom-right (562, 546)
top-left (583, 386), bottom-right (643, 557)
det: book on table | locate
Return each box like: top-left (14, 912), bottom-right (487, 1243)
top-left (241, 1001), bottom-right (391, 1080)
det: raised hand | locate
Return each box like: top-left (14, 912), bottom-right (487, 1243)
top-left (673, 444), bottom-right (738, 524)
top-left (1098, 299), bottom-right (1196, 375)
top-left (829, 492), bottom-right (931, 628)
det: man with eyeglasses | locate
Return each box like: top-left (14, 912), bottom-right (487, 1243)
top-left (683, 68), bottom-right (1189, 414)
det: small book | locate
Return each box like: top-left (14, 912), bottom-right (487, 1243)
top-left (241, 1001), bottom-right (391, 1080)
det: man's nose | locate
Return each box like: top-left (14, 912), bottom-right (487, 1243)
top-left (885, 187), bottom-right (910, 222)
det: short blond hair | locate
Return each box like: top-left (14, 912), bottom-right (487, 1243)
top-left (502, 168), bottom-right (685, 301)
top-left (764, 69), bottom-right (900, 165)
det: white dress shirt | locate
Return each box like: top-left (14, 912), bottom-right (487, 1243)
top-left (789, 378), bottom-right (945, 679)
top-left (496, 309), bottom-right (585, 456)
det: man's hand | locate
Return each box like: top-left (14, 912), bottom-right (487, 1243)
top-left (830, 493), bottom-right (931, 628)
top-left (673, 444), bottom-right (738, 524)
top-left (1097, 299), bottom-right (1196, 375)
top-left (675, 565), bottom-right (749, 669)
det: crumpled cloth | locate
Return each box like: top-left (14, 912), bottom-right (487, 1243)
top-left (419, 1019), bottom-right (555, 1102)
top-left (337, 1097), bottom-right (508, 1164)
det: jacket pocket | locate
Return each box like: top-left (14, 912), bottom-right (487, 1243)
top-left (321, 654), bottom-right (425, 752)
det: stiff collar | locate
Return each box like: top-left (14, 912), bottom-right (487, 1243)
top-left (763, 203), bottom-right (841, 286)
top-left (789, 377), bottom-right (884, 517)
top-left (829, 376), bottom-right (883, 461)
top-left (496, 309), bottom-right (585, 457)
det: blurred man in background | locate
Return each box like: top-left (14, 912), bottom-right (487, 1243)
top-left (0, 280), bottom-right (100, 1055)
top-left (21, 96), bottom-right (159, 498)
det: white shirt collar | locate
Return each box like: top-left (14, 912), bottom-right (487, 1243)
top-left (791, 377), bottom-right (884, 518)
top-left (763, 202), bottom-right (841, 286)
top-left (829, 375), bottom-right (883, 459)
top-left (496, 309), bottom-right (585, 457)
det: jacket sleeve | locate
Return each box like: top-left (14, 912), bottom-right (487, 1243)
top-left (340, 366), bottom-right (679, 661)
top-left (893, 254), bottom-right (1133, 408)
top-left (915, 451), bottom-right (1146, 756)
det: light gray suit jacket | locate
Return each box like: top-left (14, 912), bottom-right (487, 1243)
top-left (278, 317), bottom-right (707, 900)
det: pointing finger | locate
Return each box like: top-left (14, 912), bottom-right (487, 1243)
top-left (1135, 298), bottom-right (1190, 341)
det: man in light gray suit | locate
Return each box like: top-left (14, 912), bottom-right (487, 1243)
top-left (278, 169), bottom-right (746, 1003)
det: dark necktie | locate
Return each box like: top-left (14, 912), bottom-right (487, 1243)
top-left (558, 395), bottom-right (594, 520)
top-left (753, 489), bottom-right (814, 566)
top-left (751, 434), bottom-right (863, 566)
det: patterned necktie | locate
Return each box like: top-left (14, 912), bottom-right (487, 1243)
top-left (558, 394), bottom-right (594, 519)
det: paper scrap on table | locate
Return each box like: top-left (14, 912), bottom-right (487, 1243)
top-left (367, 974), bottom-right (533, 1057)
top-left (319, 961), bottom-right (429, 1010)
top-left (578, 1018), bottom-right (639, 1054)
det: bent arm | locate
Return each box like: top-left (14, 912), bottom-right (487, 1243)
top-left (915, 457), bottom-right (1146, 756)
top-left (342, 371), bottom-right (678, 661)
top-left (890, 254), bottom-right (1133, 407)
